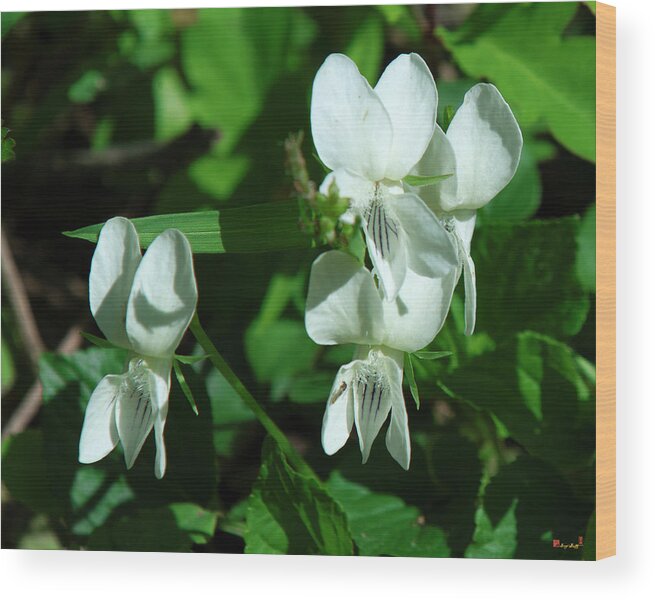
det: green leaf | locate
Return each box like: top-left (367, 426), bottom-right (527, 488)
top-left (444, 332), bottom-right (595, 471)
top-left (68, 69), bottom-right (106, 104)
top-left (403, 352), bottom-right (420, 410)
top-left (174, 359), bottom-right (199, 415)
top-left (443, 105), bottom-right (456, 131)
top-left (2, 126), bottom-right (16, 162)
top-left (403, 173), bottom-right (453, 187)
top-left (1, 12), bottom-right (26, 38)
top-left (585, 2), bottom-right (597, 16)
top-left (169, 503), bottom-right (218, 545)
top-left (64, 199), bottom-right (310, 254)
top-left (344, 11), bottom-right (384, 85)
top-left (439, 2), bottom-right (596, 161)
top-left (465, 499), bottom-right (518, 559)
top-left (244, 439), bottom-right (353, 555)
top-left (474, 217), bottom-right (589, 338)
top-left (413, 350), bottom-right (452, 361)
top-left (80, 331), bottom-right (118, 350)
top-left (576, 204), bottom-right (596, 293)
top-left (153, 67), bottom-right (193, 142)
top-left (174, 353), bottom-right (209, 365)
top-left (326, 472), bottom-right (450, 557)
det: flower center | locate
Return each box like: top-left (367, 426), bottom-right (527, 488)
top-left (364, 184), bottom-right (399, 259)
top-left (121, 358), bottom-right (152, 425)
top-left (353, 350), bottom-right (390, 419)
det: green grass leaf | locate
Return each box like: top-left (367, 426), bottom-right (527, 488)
top-left (174, 359), bottom-right (199, 416)
top-left (403, 352), bottom-right (420, 410)
top-left (64, 199), bottom-right (311, 254)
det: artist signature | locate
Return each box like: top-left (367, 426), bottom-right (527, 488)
top-left (552, 536), bottom-right (584, 550)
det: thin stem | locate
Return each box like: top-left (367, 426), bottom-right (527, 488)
top-left (189, 312), bottom-right (318, 480)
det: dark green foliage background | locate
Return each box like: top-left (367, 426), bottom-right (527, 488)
top-left (1, 3), bottom-right (597, 559)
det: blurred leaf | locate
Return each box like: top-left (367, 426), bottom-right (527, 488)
top-left (2, 126), bottom-right (16, 162)
top-left (182, 8), bottom-right (316, 155)
top-left (576, 204), bottom-right (596, 293)
top-left (288, 371), bottom-right (333, 404)
top-left (64, 199), bottom-right (311, 254)
top-left (465, 499), bottom-right (518, 559)
top-left (376, 5), bottom-right (420, 41)
top-left (413, 350), bottom-right (452, 361)
top-left (1, 335), bottom-right (16, 393)
top-left (1, 12), bottom-right (26, 37)
top-left (444, 332), bottom-right (595, 472)
top-left (474, 217), bottom-right (589, 338)
top-left (188, 150), bottom-right (251, 201)
top-left (18, 515), bottom-right (62, 550)
top-left (585, 2), bottom-right (597, 16)
top-left (87, 504), bottom-right (208, 551)
top-left (326, 472), bottom-right (450, 557)
top-left (153, 67), bottom-right (193, 142)
top-left (404, 352), bottom-right (420, 410)
top-left (244, 438), bottom-right (353, 555)
top-left (344, 11), bottom-right (384, 85)
top-left (439, 2), bottom-right (596, 161)
top-left (68, 69), bottom-right (106, 104)
top-left (121, 9), bottom-right (175, 70)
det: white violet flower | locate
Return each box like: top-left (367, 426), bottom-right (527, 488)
top-left (311, 52), bottom-right (451, 301)
top-left (78, 217), bottom-right (198, 479)
top-left (410, 83), bottom-right (523, 335)
top-left (305, 248), bottom-right (458, 469)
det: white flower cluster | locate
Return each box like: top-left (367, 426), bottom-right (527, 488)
top-left (305, 53), bottom-right (522, 469)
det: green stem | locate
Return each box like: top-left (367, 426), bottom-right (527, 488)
top-left (189, 312), bottom-right (317, 480)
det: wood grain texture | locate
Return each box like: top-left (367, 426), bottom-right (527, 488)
top-left (596, 1), bottom-right (616, 560)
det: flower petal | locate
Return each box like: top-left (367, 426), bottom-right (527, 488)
top-left (451, 209), bottom-right (477, 255)
top-left (305, 250), bottom-right (383, 346)
top-left (311, 53), bottom-right (392, 181)
top-left (383, 351), bottom-right (410, 470)
top-left (362, 199), bottom-right (407, 301)
top-left (444, 83), bottom-right (523, 210)
top-left (374, 53), bottom-right (438, 180)
top-left (147, 357), bottom-right (172, 479)
top-left (380, 195), bottom-right (460, 352)
top-left (353, 352), bottom-right (394, 464)
top-left (126, 229), bottom-right (198, 359)
top-left (409, 124), bottom-right (458, 213)
top-left (321, 361), bottom-right (356, 456)
top-left (115, 362), bottom-right (155, 470)
top-left (89, 217), bottom-right (142, 348)
top-left (450, 211), bottom-right (477, 335)
top-left (320, 168), bottom-right (375, 209)
top-left (78, 374), bottom-right (121, 464)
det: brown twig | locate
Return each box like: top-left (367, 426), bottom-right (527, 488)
top-left (1, 226), bottom-right (46, 367)
top-left (2, 323), bottom-right (84, 440)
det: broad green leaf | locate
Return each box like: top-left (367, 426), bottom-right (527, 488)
top-left (244, 439), bottom-right (353, 555)
top-left (68, 70), bottom-right (106, 104)
top-left (474, 217), bottom-right (589, 338)
top-left (64, 199), bottom-right (311, 254)
top-left (287, 371), bottom-right (334, 404)
top-left (576, 204), bottom-right (596, 293)
top-left (403, 352), bottom-right (420, 410)
top-left (182, 8), bottom-right (316, 155)
top-left (2, 126), bottom-right (16, 162)
top-left (444, 332), bottom-right (595, 471)
top-left (403, 173), bottom-right (453, 187)
top-left (169, 503), bottom-right (218, 544)
top-left (465, 499), bottom-right (518, 559)
top-left (439, 2), bottom-right (596, 161)
top-left (174, 359), bottom-right (199, 415)
top-left (326, 472), bottom-right (450, 557)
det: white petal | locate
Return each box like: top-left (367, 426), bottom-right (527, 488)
top-left (451, 209), bottom-right (477, 255)
top-left (410, 124), bottom-right (458, 213)
top-left (374, 53), bottom-right (438, 180)
top-left (362, 199), bottom-right (407, 301)
top-left (379, 195), bottom-right (460, 352)
top-left (115, 361), bottom-right (155, 470)
top-left (126, 229), bottom-right (198, 359)
top-left (147, 357), bottom-right (172, 479)
top-left (305, 250), bottom-right (383, 346)
top-left (383, 350), bottom-right (410, 470)
top-left (353, 352), bottom-right (394, 464)
top-left (445, 83), bottom-right (523, 210)
top-left (462, 251), bottom-right (477, 336)
top-left (321, 362), bottom-right (356, 456)
top-left (78, 374), bottom-right (121, 464)
top-left (89, 217), bottom-right (142, 348)
top-left (311, 53), bottom-right (392, 181)
top-left (320, 168), bottom-right (376, 210)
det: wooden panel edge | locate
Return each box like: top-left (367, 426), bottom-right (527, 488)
top-left (595, 1), bottom-right (616, 561)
